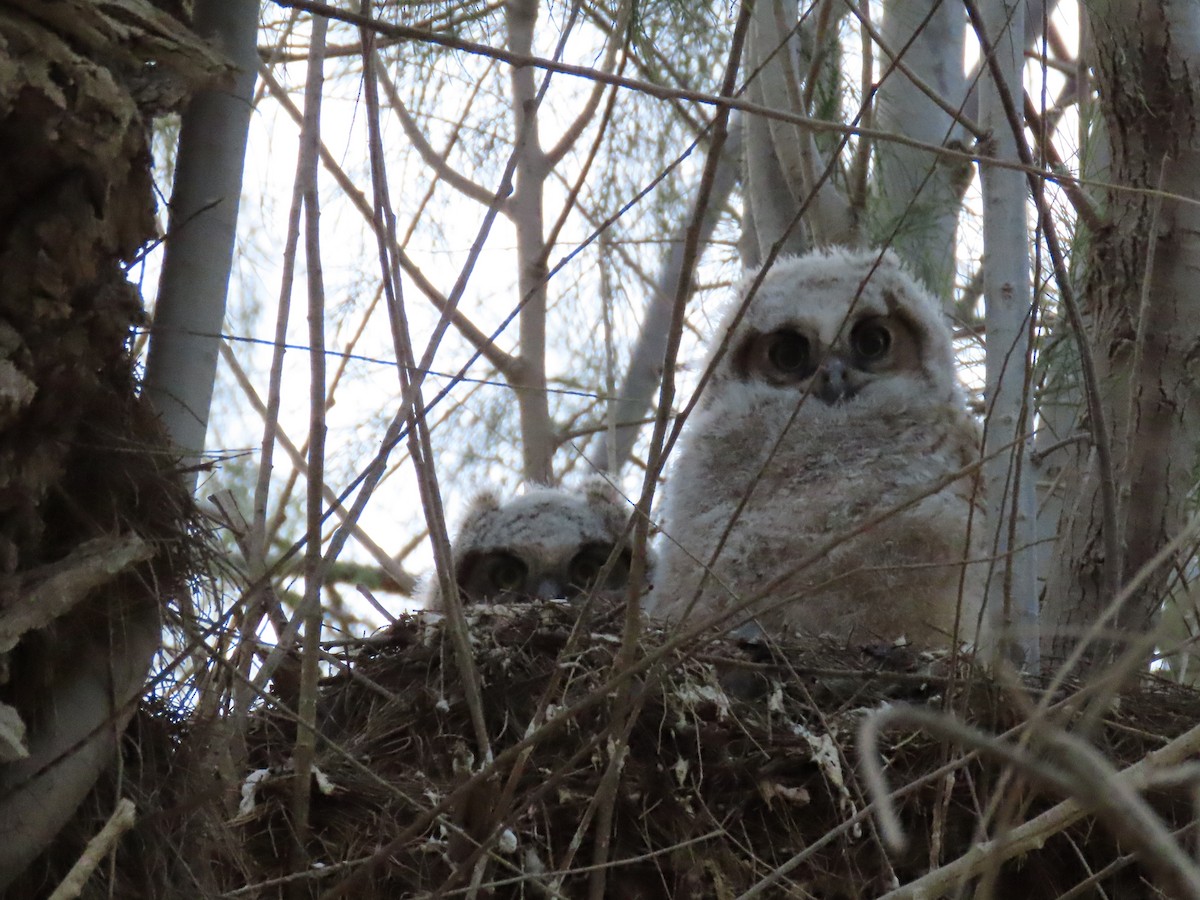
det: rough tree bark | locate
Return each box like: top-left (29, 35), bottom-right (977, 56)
top-left (1042, 0), bottom-right (1200, 667)
top-left (0, 1), bottom-right (225, 888)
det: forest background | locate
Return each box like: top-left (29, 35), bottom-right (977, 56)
top-left (4, 0), bottom-right (1200, 894)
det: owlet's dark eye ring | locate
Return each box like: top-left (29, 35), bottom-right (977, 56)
top-left (487, 554), bottom-right (527, 591)
top-left (568, 544), bottom-right (632, 590)
top-left (764, 330), bottom-right (812, 375)
top-left (851, 319), bottom-right (892, 361)
top-left (568, 554), bottom-right (601, 586)
top-left (568, 545), bottom-right (610, 586)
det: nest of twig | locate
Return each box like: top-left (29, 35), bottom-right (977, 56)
top-left (34, 598), bottom-right (1200, 899)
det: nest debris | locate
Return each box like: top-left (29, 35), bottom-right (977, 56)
top-left (24, 598), bottom-right (1200, 899)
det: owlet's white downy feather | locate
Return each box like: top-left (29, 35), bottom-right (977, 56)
top-left (424, 480), bottom-right (642, 609)
top-left (648, 248), bottom-right (988, 651)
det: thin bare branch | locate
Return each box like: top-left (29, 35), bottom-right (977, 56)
top-left (375, 65), bottom-right (496, 206)
top-left (360, 6), bottom-right (493, 766)
top-left (219, 342), bottom-right (418, 594)
top-left (270, 0), bottom-right (1200, 214)
top-left (47, 798), bottom-right (136, 900)
top-left (543, 0), bottom-right (627, 168)
top-left (593, 120), bottom-right (741, 473)
top-left (963, 0), bottom-right (1122, 625)
top-left (259, 0), bottom-right (506, 62)
top-left (257, 64), bottom-right (519, 376)
top-left (289, 13), bottom-right (328, 876)
top-left (869, 710), bottom-right (1200, 899)
top-left (844, 0), bottom-right (984, 138)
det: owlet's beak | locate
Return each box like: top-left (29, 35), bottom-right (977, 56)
top-left (534, 577), bottom-right (567, 600)
top-left (814, 355), bottom-right (854, 404)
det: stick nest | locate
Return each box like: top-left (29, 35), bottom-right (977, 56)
top-left (135, 603), bottom-right (1200, 896)
top-left (34, 600), bottom-right (1200, 898)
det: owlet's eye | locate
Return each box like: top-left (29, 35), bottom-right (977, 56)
top-left (850, 318), bottom-right (892, 362)
top-left (567, 545), bottom-right (608, 587)
top-left (764, 330), bottom-right (813, 377)
top-left (567, 544), bottom-right (632, 590)
top-left (486, 553), bottom-right (527, 592)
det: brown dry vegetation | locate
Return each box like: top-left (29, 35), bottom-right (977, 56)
top-left (18, 599), bottom-right (1200, 899)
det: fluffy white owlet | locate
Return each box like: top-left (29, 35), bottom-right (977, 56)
top-left (423, 481), bottom-right (640, 609)
top-left (647, 247), bottom-right (987, 650)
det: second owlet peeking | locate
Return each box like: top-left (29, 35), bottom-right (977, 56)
top-left (424, 481), bottom-right (638, 609)
top-left (647, 247), bottom-right (987, 650)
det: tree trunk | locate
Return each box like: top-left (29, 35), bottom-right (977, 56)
top-left (595, 123), bottom-right (741, 474)
top-left (742, 0), bottom-right (811, 263)
top-left (0, 1), bottom-right (224, 887)
top-left (144, 0), bottom-right (260, 482)
top-left (976, 0), bottom-right (1039, 667)
top-left (507, 0), bottom-right (555, 485)
top-left (1043, 0), bottom-right (1200, 667)
top-left (873, 0), bottom-right (970, 304)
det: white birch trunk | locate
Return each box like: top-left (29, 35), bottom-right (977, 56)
top-left (873, 0), bottom-right (969, 304)
top-left (976, 0), bottom-right (1039, 667)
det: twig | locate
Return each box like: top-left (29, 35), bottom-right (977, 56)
top-left (540, 4), bottom-right (629, 264)
top-left (47, 798), bottom-right (136, 900)
top-left (1023, 92), bottom-right (1104, 233)
top-left (319, 445), bottom-right (1012, 898)
top-left (218, 341), bottom-right (417, 594)
top-left (863, 707), bottom-right (1200, 899)
top-left (543, 1), bottom-right (623, 169)
top-left (214, 651), bottom-right (539, 898)
top-left (260, 0), bottom-right (506, 62)
top-left (257, 65), bottom-right (517, 376)
top-left (800, 0), bottom-right (837, 113)
top-left (963, 0), bottom-right (1123, 638)
top-left (1040, 513), bottom-right (1200, 717)
top-left (288, 11), bottom-right (329, 883)
top-left (859, 705), bottom-right (1075, 853)
top-left (846, 0), bottom-right (873, 213)
top-left (594, 7), bottom-right (751, 895)
top-left (268, 0), bottom-right (1136, 195)
top-left (359, 3), bottom-right (492, 767)
top-left (842, 0), bottom-right (985, 139)
top-left (376, 68), bottom-right (496, 206)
